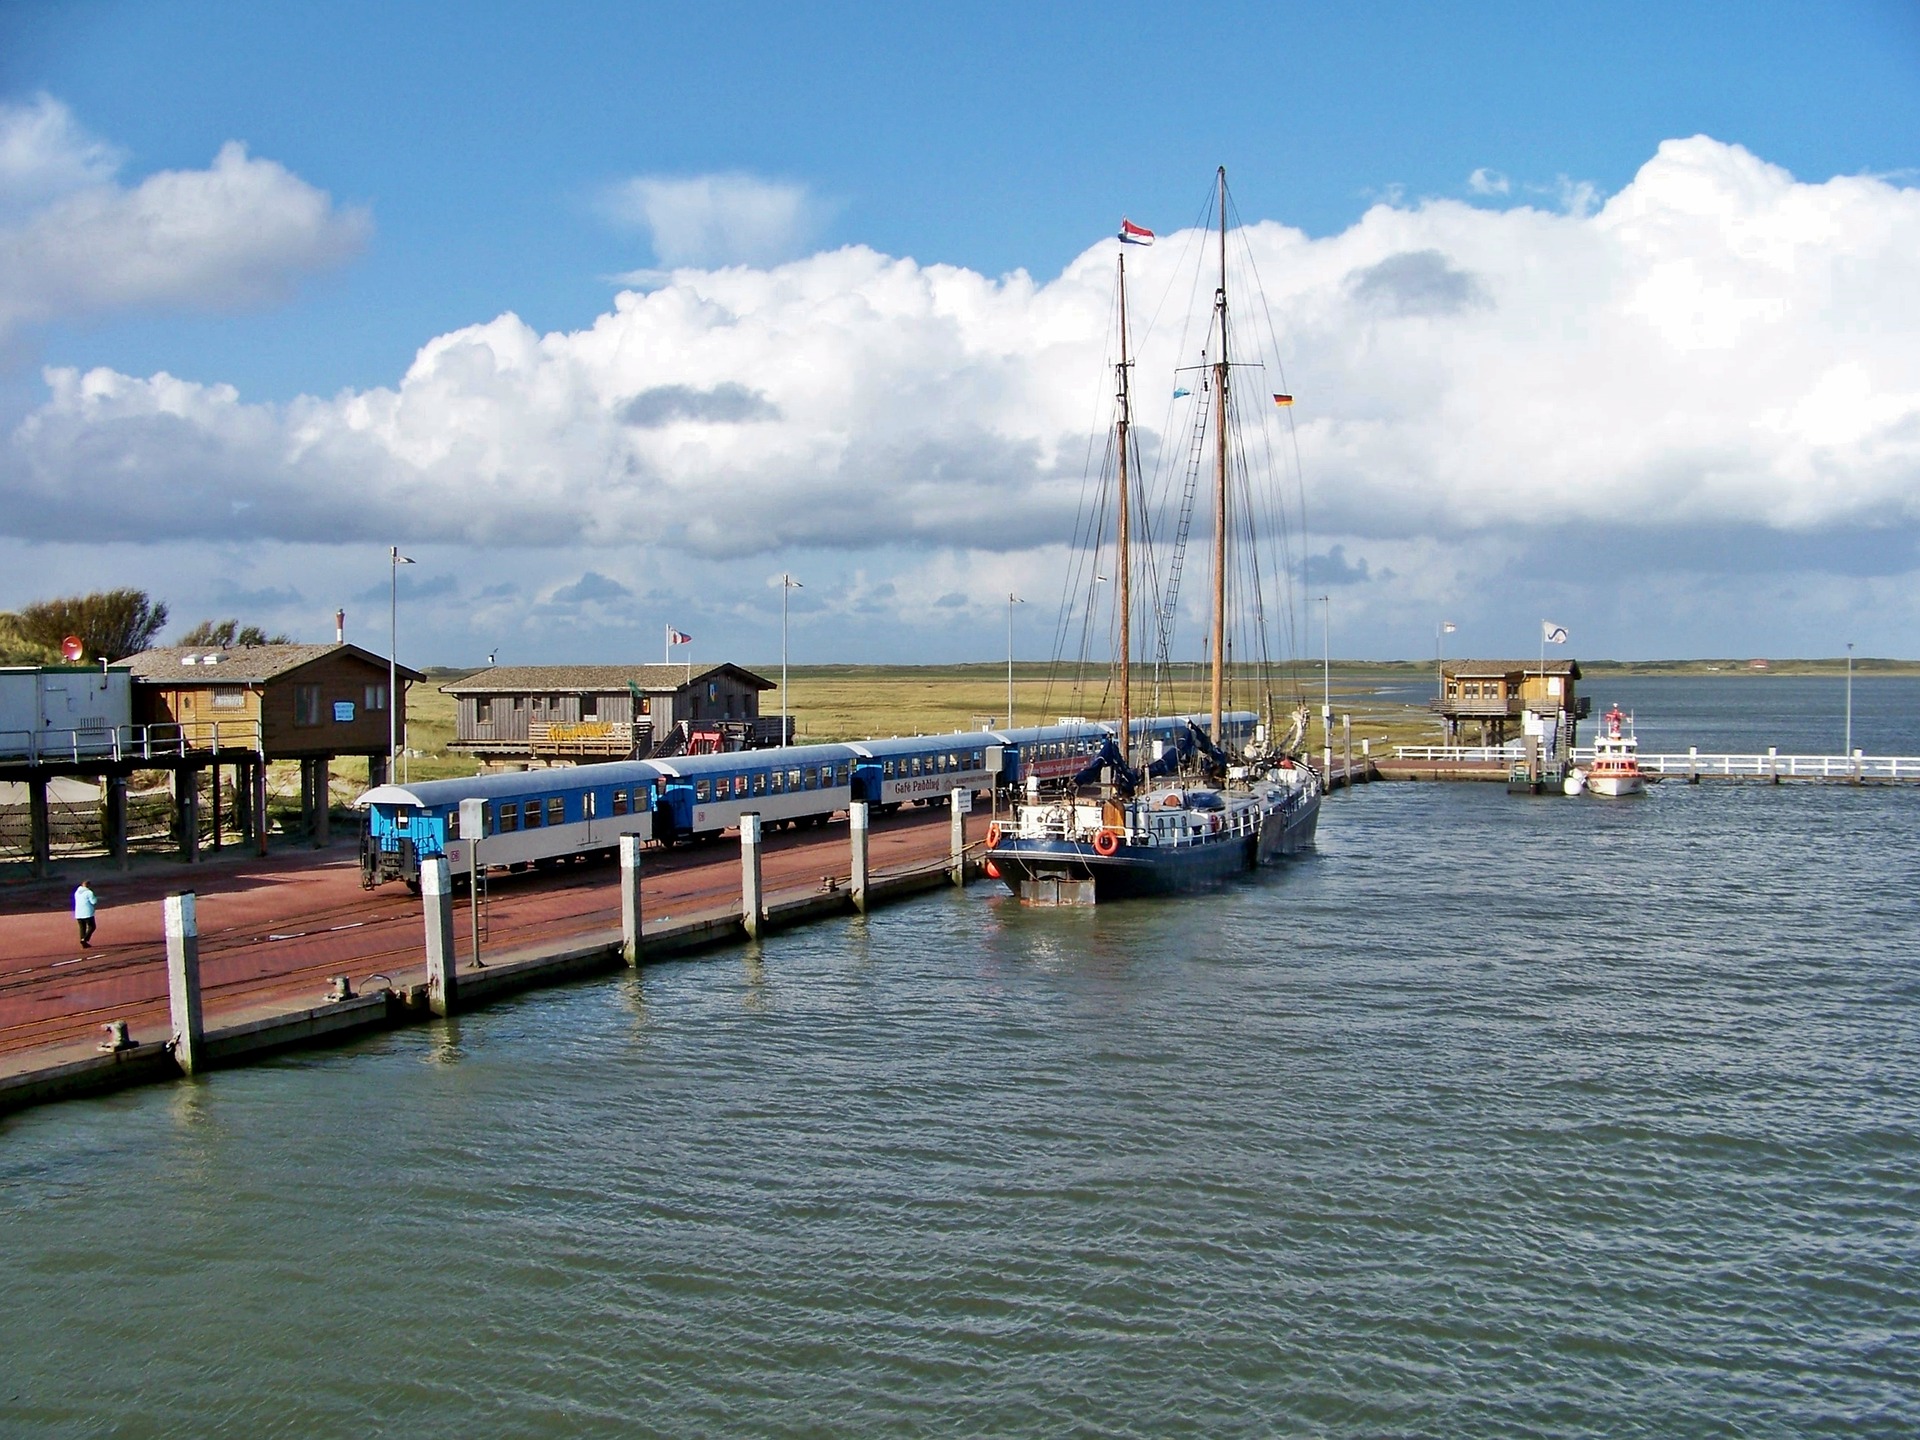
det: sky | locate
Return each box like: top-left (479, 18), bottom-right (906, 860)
top-left (2, 0), bottom-right (1918, 670)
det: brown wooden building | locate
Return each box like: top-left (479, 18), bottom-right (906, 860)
top-left (125, 643), bottom-right (423, 767)
top-left (1432, 659), bottom-right (1587, 748)
top-left (443, 663), bottom-right (779, 764)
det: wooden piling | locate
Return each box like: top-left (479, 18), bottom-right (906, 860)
top-left (27, 775), bottom-right (50, 878)
top-left (165, 893), bottom-right (204, 1076)
top-left (950, 788), bottom-right (969, 886)
top-left (620, 834), bottom-right (643, 964)
top-left (740, 813), bottom-right (764, 939)
top-left (105, 773), bottom-right (128, 870)
top-left (176, 767), bottom-right (200, 863)
top-left (421, 856), bottom-right (458, 1016)
top-left (849, 801), bottom-right (870, 913)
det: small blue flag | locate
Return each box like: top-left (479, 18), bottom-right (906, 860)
top-left (1173, 387), bottom-right (1190, 399)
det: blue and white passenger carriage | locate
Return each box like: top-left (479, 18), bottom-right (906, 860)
top-left (846, 732), bottom-right (998, 811)
top-left (647, 742), bottom-right (856, 844)
top-left (358, 762), bottom-right (657, 889)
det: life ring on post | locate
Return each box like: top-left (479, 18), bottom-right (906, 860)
top-left (985, 821), bottom-right (1002, 849)
top-left (1094, 827), bottom-right (1121, 857)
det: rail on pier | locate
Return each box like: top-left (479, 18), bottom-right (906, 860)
top-left (1391, 744), bottom-right (1920, 783)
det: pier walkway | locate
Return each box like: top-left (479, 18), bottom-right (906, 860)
top-left (1382, 745), bottom-right (1920, 783)
top-left (0, 806), bottom-right (990, 1116)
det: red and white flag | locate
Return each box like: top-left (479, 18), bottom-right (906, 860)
top-left (1119, 218), bottom-right (1155, 246)
top-left (668, 628), bottom-right (692, 645)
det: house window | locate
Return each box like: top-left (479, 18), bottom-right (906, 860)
top-left (547, 797), bottom-right (565, 826)
top-left (581, 694), bottom-right (599, 719)
top-left (476, 697), bottom-right (492, 723)
top-left (211, 688), bottom-right (245, 711)
top-left (638, 696), bottom-right (651, 715)
top-left (294, 683), bottom-right (322, 726)
top-left (364, 684), bottom-right (388, 713)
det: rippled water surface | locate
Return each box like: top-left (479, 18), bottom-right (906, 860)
top-left (4, 694), bottom-right (1918, 1436)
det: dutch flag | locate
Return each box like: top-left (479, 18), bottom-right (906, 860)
top-left (1119, 218), bottom-right (1155, 246)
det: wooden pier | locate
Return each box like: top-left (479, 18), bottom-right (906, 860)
top-left (1380, 745), bottom-right (1920, 784)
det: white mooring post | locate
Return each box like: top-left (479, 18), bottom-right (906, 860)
top-left (421, 856), bottom-right (458, 1016)
top-left (740, 813), bottom-right (764, 940)
top-left (950, 787), bottom-right (969, 887)
top-left (1343, 714), bottom-right (1353, 790)
top-left (849, 800), bottom-right (870, 913)
top-left (620, 833), bottom-right (644, 965)
top-left (165, 892), bottom-right (204, 1076)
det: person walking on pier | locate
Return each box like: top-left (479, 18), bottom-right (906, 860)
top-left (73, 880), bottom-right (98, 949)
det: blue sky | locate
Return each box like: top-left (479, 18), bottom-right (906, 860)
top-left (3, 2), bottom-right (1919, 669)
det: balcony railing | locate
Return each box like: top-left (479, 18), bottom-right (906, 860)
top-left (0, 720), bottom-right (264, 765)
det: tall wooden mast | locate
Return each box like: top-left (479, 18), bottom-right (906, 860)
top-left (1116, 252), bottom-right (1133, 763)
top-left (1209, 165), bottom-right (1229, 743)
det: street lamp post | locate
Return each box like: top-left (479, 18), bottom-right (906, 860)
top-left (389, 546), bottom-right (415, 779)
top-left (1846, 642), bottom-right (1854, 755)
top-left (780, 573), bottom-right (802, 742)
top-left (1006, 593), bottom-right (1025, 727)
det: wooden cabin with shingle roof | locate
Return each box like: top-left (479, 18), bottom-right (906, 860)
top-left (1431, 659), bottom-right (1587, 748)
top-left (442, 662), bottom-right (779, 764)
top-left (124, 643), bottom-right (423, 762)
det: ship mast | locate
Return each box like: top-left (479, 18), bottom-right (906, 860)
top-left (1116, 252), bottom-right (1133, 765)
top-left (1209, 165), bottom-right (1228, 744)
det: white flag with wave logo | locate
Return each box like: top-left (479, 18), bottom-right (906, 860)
top-left (1542, 621), bottom-right (1569, 644)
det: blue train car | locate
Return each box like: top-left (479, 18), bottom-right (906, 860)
top-left (846, 731), bottom-right (998, 811)
top-left (992, 720), bottom-right (1114, 790)
top-left (357, 761), bottom-right (658, 888)
top-left (648, 742), bottom-right (857, 843)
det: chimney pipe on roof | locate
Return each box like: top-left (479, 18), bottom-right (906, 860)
top-left (335, 609), bottom-right (345, 643)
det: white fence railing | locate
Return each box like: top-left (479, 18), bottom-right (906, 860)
top-left (0, 721), bottom-right (264, 765)
top-left (1391, 744), bottom-right (1920, 782)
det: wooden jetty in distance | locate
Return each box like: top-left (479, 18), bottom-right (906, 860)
top-left (1378, 745), bottom-right (1920, 784)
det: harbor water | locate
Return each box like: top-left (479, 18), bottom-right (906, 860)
top-left (3, 679), bottom-right (1917, 1436)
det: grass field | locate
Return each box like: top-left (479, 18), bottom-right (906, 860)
top-left (360, 655), bottom-right (1918, 794)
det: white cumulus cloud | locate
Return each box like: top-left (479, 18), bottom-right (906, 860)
top-left (0, 96), bottom-right (368, 342)
top-left (3, 135), bottom-right (1919, 658)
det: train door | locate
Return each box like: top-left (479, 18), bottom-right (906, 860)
top-left (582, 787), bottom-right (598, 848)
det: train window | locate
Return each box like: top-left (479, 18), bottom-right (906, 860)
top-left (547, 797), bottom-right (565, 826)
top-left (584, 791), bottom-right (598, 818)
top-left (882, 760), bottom-right (894, 778)
top-left (787, 769), bottom-right (802, 791)
top-left (394, 812), bottom-right (410, 831)
top-left (835, 764), bottom-right (848, 785)
top-left (523, 800), bottom-right (542, 828)
top-left (695, 779), bottom-right (711, 802)
top-left (803, 767), bottom-right (818, 789)
top-left (770, 771), bottom-right (784, 794)
top-left (612, 789), bottom-right (628, 816)
top-left (752, 772), bottom-right (767, 796)
top-left (733, 775), bottom-right (748, 798)
top-left (498, 805), bottom-right (518, 833)
top-left (971, 750), bottom-right (983, 766)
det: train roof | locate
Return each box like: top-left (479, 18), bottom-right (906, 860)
top-left (648, 742), bottom-right (855, 777)
top-left (992, 720), bottom-right (1115, 744)
top-left (846, 730), bottom-right (1002, 758)
top-left (355, 760), bottom-right (661, 810)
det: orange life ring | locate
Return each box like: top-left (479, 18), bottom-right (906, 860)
top-left (1093, 827), bottom-right (1121, 856)
top-left (985, 821), bottom-right (1002, 848)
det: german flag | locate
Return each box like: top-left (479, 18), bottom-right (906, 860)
top-left (1272, 394), bottom-right (1294, 407)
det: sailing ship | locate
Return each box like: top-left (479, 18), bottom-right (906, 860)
top-left (987, 168), bottom-right (1322, 904)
